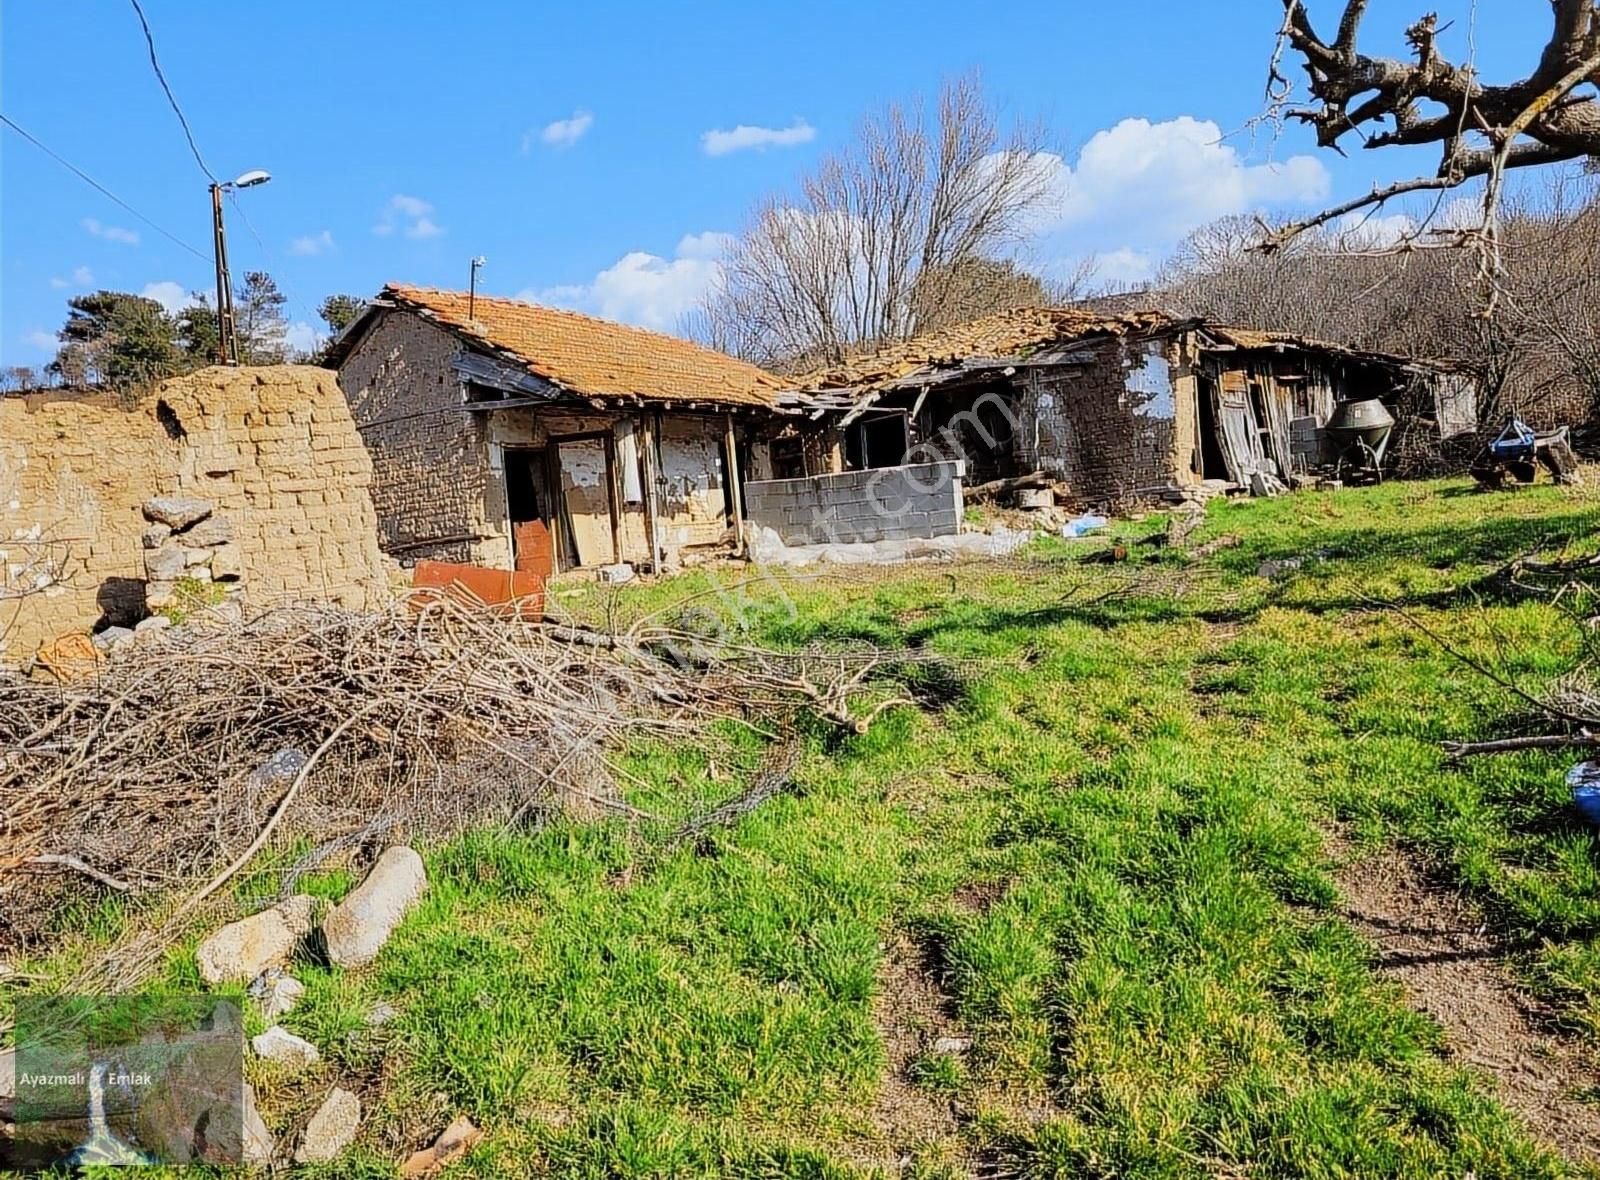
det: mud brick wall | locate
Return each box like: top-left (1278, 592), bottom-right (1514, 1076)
top-left (744, 460), bottom-right (963, 546)
top-left (0, 366), bottom-right (388, 662)
top-left (1016, 334), bottom-right (1199, 509)
top-left (338, 311), bottom-right (491, 564)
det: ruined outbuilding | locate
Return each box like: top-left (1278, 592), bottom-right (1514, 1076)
top-left (0, 366), bottom-right (388, 663)
top-left (327, 285), bottom-right (785, 574)
top-left (782, 308), bottom-right (1479, 508)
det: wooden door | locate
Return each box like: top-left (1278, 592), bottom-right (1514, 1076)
top-left (556, 437), bottom-right (615, 567)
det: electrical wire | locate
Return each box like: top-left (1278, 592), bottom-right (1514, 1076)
top-left (126, 0), bottom-right (216, 183)
top-left (0, 112), bottom-right (209, 262)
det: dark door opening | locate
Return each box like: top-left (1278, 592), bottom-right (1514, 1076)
top-left (1195, 379), bottom-right (1230, 480)
top-left (504, 448), bottom-right (555, 577)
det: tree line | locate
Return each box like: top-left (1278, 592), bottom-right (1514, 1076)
top-left (2, 282), bottom-right (366, 393)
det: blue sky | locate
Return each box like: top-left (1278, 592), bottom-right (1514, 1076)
top-left (0, 1), bottom-right (1553, 366)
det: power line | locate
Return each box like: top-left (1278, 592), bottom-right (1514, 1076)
top-left (0, 112), bottom-right (209, 262)
top-left (126, 0), bottom-right (216, 183)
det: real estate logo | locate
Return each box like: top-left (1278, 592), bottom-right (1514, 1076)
top-left (6, 994), bottom-right (243, 1170)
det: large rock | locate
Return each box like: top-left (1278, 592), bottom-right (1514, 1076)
top-left (251, 1025), bottom-right (319, 1070)
top-left (295, 1087), bottom-right (360, 1163)
top-left (144, 544), bottom-right (188, 582)
top-left (194, 895), bottom-right (316, 985)
top-left (143, 496), bottom-right (213, 530)
top-left (324, 847), bottom-right (427, 968)
top-left (177, 516), bottom-right (234, 548)
top-left (241, 1083), bottom-right (274, 1166)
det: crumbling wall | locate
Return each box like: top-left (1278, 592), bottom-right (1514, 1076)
top-left (339, 310), bottom-right (491, 564)
top-left (0, 366), bottom-right (388, 662)
top-left (1018, 336), bottom-right (1192, 508)
top-left (744, 461), bottom-right (964, 546)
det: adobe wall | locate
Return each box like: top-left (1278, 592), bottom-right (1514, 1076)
top-left (0, 365), bottom-right (388, 663)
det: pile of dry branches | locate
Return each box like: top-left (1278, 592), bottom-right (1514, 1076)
top-left (0, 594), bottom-right (933, 951)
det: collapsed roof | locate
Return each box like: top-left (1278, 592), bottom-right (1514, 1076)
top-left (780, 306), bottom-right (1465, 413)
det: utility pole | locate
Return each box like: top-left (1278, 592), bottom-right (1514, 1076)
top-left (469, 256), bottom-right (487, 323)
top-left (210, 183), bottom-right (239, 364)
top-left (207, 170), bottom-right (270, 365)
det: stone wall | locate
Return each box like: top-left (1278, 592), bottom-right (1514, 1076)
top-left (744, 461), bottom-right (964, 546)
top-left (0, 366), bottom-right (388, 663)
top-left (1016, 334), bottom-right (1199, 508)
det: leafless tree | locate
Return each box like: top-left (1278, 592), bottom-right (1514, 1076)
top-left (695, 75), bottom-right (1062, 369)
top-left (1261, 0), bottom-right (1600, 297)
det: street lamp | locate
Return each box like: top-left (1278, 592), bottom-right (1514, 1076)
top-left (210, 169), bottom-right (271, 364)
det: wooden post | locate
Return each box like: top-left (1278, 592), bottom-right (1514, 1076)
top-left (724, 412), bottom-right (747, 557)
top-left (602, 429), bottom-right (624, 565)
top-left (639, 413), bottom-right (662, 572)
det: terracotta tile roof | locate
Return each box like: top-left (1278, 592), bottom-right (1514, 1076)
top-left (378, 284), bottom-right (783, 408)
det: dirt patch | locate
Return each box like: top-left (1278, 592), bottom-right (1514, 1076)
top-left (864, 933), bottom-right (964, 1165)
top-left (1329, 836), bottom-right (1600, 1163)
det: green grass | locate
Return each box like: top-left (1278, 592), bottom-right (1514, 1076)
top-left (9, 478), bottom-right (1600, 1177)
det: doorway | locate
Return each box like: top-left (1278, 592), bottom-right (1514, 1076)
top-left (504, 448), bottom-right (555, 578)
top-left (551, 432), bottom-right (620, 569)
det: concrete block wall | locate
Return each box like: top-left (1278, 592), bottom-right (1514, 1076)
top-left (744, 460), bottom-right (964, 546)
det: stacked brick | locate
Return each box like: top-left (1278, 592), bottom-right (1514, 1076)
top-left (0, 365), bottom-right (389, 664)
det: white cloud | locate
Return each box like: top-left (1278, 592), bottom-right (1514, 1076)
top-left (285, 321), bottom-right (325, 356)
top-left (1016, 116), bottom-right (1329, 281)
top-left (1090, 248), bottom-right (1157, 285)
top-left (374, 194), bottom-right (444, 239)
top-left (524, 232), bottom-right (733, 332)
top-left (290, 230), bottom-right (335, 256)
top-left (25, 329), bottom-right (57, 353)
top-left (82, 217), bottom-right (139, 245)
top-left (528, 110), bottom-right (593, 152)
top-left (140, 281), bottom-right (196, 316)
top-left (49, 265), bottom-right (95, 290)
top-left (701, 119), bottom-right (815, 157)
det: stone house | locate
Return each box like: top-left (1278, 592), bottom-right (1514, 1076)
top-left (781, 308), bottom-right (1479, 507)
top-left (326, 285), bottom-right (788, 574)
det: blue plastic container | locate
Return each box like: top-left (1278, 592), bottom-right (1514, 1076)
top-left (1567, 762), bottom-right (1600, 826)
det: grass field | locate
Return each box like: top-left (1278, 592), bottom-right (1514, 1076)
top-left (11, 478), bottom-right (1600, 1178)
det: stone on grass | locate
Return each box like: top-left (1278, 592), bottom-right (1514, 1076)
top-left (399, 1115), bottom-right (483, 1177)
top-left (264, 974), bottom-right (306, 1020)
top-left (241, 1083), bottom-right (274, 1165)
top-left (142, 496), bottom-right (213, 530)
top-left (251, 1025), bottom-right (320, 1070)
top-left (365, 1002), bottom-right (399, 1028)
top-left (1, 1046), bottom-right (14, 1116)
top-left (931, 1035), bottom-right (972, 1055)
top-left (295, 1087), bottom-right (360, 1163)
top-left (194, 896), bottom-right (315, 985)
top-left (324, 847), bottom-right (427, 968)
